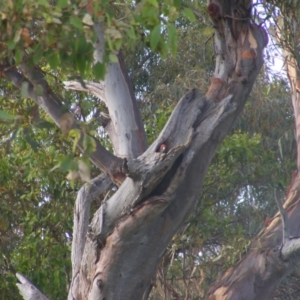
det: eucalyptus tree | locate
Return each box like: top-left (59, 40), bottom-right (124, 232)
top-left (208, 1), bottom-right (300, 299)
top-left (0, 0), bottom-right (269, 299)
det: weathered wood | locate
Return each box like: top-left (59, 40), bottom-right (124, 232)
top-left (16, 273), bottom-right (49, 300)
top-left (208, 178), bottom-right (300, 300)
top-left (71, 174), bottom-right (112, 282)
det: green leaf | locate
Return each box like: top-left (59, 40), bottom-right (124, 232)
top-left (69, 17), bottom-right (83, 30)
top-left (0, 110), bottom-right (15, 121)
top-left (57, 0), bottom-right (68, 8)
top-left (6, 276), bottom-right (14, 283)
top-left (46, 51), bottom-right (60, 70)
top-left (173, 0), bottom-right (181, 8)
top-left (38, 0), bottom-right (49, 6)
top-left (21, 82), bottom-right (29, 98)
top-left (13, 29), bottom-right (21, 43)
top-left (59, 156), bottom-right (77, 171)
top-left (93, 62), bottom-right (106, 79)
top-left (167, 24), bottom-right (177, 56)
top-left (31, 118), bottom-right (55, 129)
top-left (33, 49), bottom-right (43, 64)
top-left (114, 39), bottom-right (122, 51)
top-left (7, 40), bottom-right (15, 50)
top-left (278, 138), bottom-right (283, 159)
top-left (50, 155), bottom-right (77, 172)
top-left (15, 49), bottom-right (22, 64)
top-left (68, 129), bottom-right (81, 153)
top-left (76, 55), bottom-right (87, 76)
top-left (150, 25), bottom-right (161, 51)
top-left (183, 7), bottom-right (196, 22)
top-left (23, 128), bottom-right (40, 151)
top-left (148, 0), bottom-right (158, 7)
top-left (109, 53), bottom-right (118, 63)
top-left (83, 134), bottom-right (96, 155)
top-left (126, 27), bottom-right (136, 40)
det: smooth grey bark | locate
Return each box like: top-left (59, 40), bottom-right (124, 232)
top-left (81, 92), bottom-right (239, 300)
top-left (16, 273), bottom-right (50, 300)
top-left (93, 24), bottom-right (148, 159)
top-left (63, 81), bottom-right (105, 102)
top-left (63, 59), bottom-right (148, 160)
top-left (67, 23), bottom-right (149, 299)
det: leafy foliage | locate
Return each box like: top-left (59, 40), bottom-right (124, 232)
top-left (0, 0), bottom-right (199, 79)
top-left (0, 117), bottom-right (75, 299)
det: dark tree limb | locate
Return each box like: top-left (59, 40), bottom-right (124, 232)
top-left (1, 64), bottom-right (125, 185)
top-left (208, 179), bottom-right (300, 300)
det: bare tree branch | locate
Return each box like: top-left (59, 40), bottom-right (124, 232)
top-left (67, 0), bottom-right (268, 297)
top-left (281, 236), bottom-right (300, 260)
top-left (64, 24), bottom-right (148, 159)
top-left (16, 273), bottom-right (49, 300)
top-left (93, 24), bottom-right (148, 158)
top-left (63, 81), bottom-right (105, 102)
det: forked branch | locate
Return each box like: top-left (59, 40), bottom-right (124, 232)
top-left (1, 64), bottom-right (125, 185)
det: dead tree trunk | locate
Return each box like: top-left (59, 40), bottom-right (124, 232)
top-left (11, 1), bottom-right (267, 299)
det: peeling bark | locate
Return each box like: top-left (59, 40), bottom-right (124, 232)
top-left (208, 3), bottom-right (300, 299)
top-left (208, 179), bottom-right (300, 300)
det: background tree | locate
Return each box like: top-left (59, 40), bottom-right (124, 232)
top-left (208, 1), bottom-right (300, 299)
